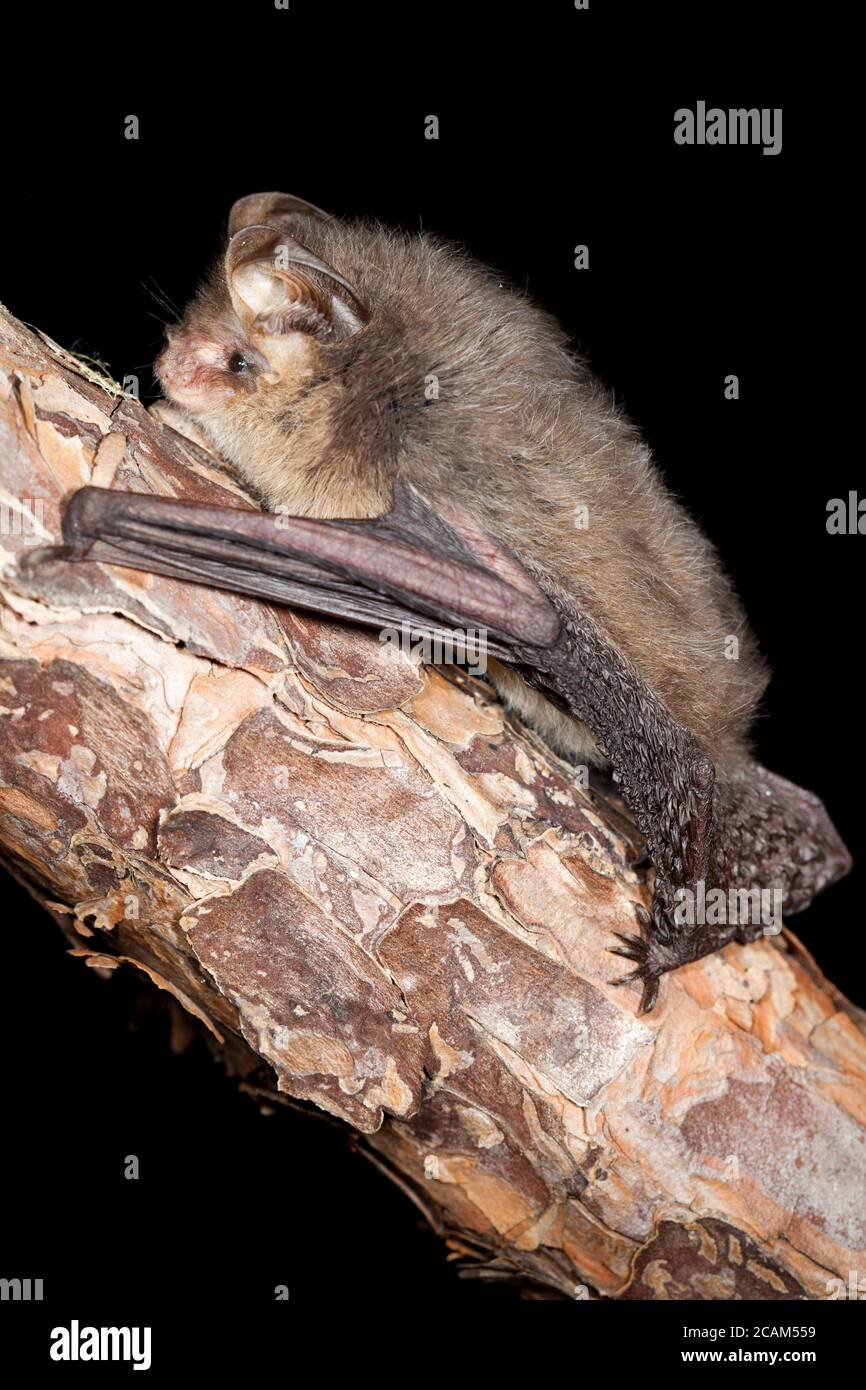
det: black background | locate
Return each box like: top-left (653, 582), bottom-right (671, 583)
top-left (1, 1), bottom-right (861, 1363)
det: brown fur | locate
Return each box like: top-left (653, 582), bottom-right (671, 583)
top-left (157, 210), bottom-right (768, 770)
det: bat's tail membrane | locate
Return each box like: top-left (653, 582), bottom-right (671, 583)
top-left (716, 762), bottom-right (852, 916)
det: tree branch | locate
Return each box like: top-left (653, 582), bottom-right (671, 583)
top-left (1, 303), bottom-right (864, 1299)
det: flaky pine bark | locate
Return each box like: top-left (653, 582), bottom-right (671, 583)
top-left (1, 303), bottom-right (864, 1299)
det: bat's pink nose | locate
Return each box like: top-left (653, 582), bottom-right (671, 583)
top-left (155, 330), bottom-right (191, 385)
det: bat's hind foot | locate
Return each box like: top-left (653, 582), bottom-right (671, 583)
top-left (608, 900), bottom-right (725, 1013)
top-left (608, 920), bottom-right (676, 1013)
top-left (608, 927), bottom-right (663, 1013)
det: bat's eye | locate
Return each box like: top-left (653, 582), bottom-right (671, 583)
top-left (228, 351), bottom-right (251, 374)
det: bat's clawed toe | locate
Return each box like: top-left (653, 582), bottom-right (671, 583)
top-left (607, 945), bottom-right (663, 1012)
top-left (16, 544), bottom-right (81, 571)
top-left (608, 931), bottom-right (653, 997)
top-left (608, 910), bottom-right (672, 1012)
top-left (608, 968), bottom-right (642, 987)
top-left (632, 894), bottom-right (675, 946)
top-left (638, 977), bottom-right (660, 1013)
top-left (608, 933), bottom-right (645, 966)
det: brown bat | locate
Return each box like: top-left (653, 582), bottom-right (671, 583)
top-left (57, 191), bottom-right (851, 1010)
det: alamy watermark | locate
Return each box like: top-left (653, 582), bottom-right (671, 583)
top-left (0, 497), bottom-right (45, 542)
top-left (379, 621), bottom-right (488, 676)
top-left (674, 103), bottom-right (782, 157)
top-left (825, 1270), bottom-right (865, 1299)
top-left (674, 880), bottom-right (783, 934)
top-left (50, 1321), bottom-right (151, 1371)
top-left (1, 1276), bottom-right (43, 1300)
top-left (826, 492), bottom-right (865, 534)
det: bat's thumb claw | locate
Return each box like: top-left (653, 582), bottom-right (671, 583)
top-left (15, 543), bottom-right (86, 571)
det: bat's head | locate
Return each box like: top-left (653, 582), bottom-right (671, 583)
top-left (155, 192), bottom-right (374, 511)
top-left (156, 191), bottom-right (574, 517)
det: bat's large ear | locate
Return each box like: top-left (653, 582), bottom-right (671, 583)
top-left (228, 191), bottom-right (332, 237)
top-left (225, 223), bottom-right (368, 342)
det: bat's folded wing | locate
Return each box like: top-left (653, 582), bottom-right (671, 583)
top-left (52, 481), bottom-right (560, 659)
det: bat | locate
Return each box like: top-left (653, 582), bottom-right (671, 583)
top-left (53, 190), bottom-right (852, 1011)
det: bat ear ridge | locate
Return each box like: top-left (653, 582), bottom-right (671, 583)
top-left (225, 223), bottom-right (368, 342)
top-left (228, 191), bottom-right (333, 238)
